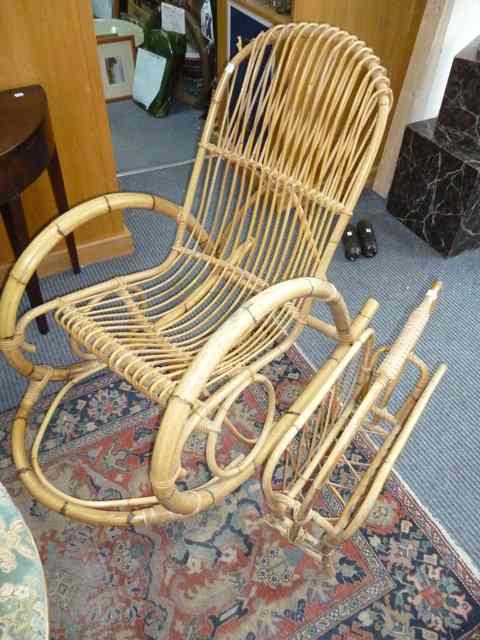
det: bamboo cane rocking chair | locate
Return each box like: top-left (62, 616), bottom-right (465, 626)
top-left (0, 23), bottom-right (446, 564)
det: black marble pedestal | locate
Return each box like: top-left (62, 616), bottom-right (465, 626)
top-left (387, 119), bottom-right (480, 257)
top-left (387, 34), bottom-right (480, 257)
top-left (437, 35), bottom-right (480, 149)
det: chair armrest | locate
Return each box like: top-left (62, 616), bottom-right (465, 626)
top-left (150, 276), bottom-right (354, 515)
top-left (0, 192), bottom-right (187, 376)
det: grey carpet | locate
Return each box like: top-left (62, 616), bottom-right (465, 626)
top-left (1, 164), bottom-right (479, 572)
top-left (107, 99), bottom-right (202, 174)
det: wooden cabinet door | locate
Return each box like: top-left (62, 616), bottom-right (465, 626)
top-left (0, 1), bottom-right (132, 279)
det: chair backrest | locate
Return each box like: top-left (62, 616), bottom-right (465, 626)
top-left (177, 23), bottom-right (392, 284)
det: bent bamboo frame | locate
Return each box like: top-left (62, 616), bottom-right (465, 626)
top-left (1, 24), bottom-right (446, 563)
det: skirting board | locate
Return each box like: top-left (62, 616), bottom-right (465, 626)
top-left (0, 226), bottom-right (134, 287)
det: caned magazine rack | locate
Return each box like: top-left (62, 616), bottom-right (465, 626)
top-left (0, 23), bottom-right (446, 565)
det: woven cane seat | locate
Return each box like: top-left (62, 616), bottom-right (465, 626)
top-left (54, 254), bottom-right (297, 404)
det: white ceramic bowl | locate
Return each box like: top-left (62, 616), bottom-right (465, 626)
top-left (94, 18), bottom-right (144, 47)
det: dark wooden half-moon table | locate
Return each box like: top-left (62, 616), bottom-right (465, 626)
top-left (0, 84), bottom-right (80, 334)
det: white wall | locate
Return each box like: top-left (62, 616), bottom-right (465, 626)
top-left (410, 0), bottom-right (480, 123)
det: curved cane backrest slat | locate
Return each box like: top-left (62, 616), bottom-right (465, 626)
top-left (178, 23), bottom-right (392, 285)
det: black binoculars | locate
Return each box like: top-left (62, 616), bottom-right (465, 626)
top-left (342, 220), bottom-right (377, 260)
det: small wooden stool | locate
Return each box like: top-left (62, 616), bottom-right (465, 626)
top-left (0, 85), bottom-right (80, 335)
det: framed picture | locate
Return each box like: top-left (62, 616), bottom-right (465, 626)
top-left (97, 35), bottom-right (136, 102)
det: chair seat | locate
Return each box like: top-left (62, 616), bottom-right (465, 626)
top-left (54, 258), bottom-right (296, 404)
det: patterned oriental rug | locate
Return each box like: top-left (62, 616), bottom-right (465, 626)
top-left (1, 348), bottom-right (479, 640)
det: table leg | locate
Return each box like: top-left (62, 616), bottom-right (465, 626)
top-left (1, 197), bottom-right (48, 334)
top-left (47, 148), bottom-right (81, 274)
